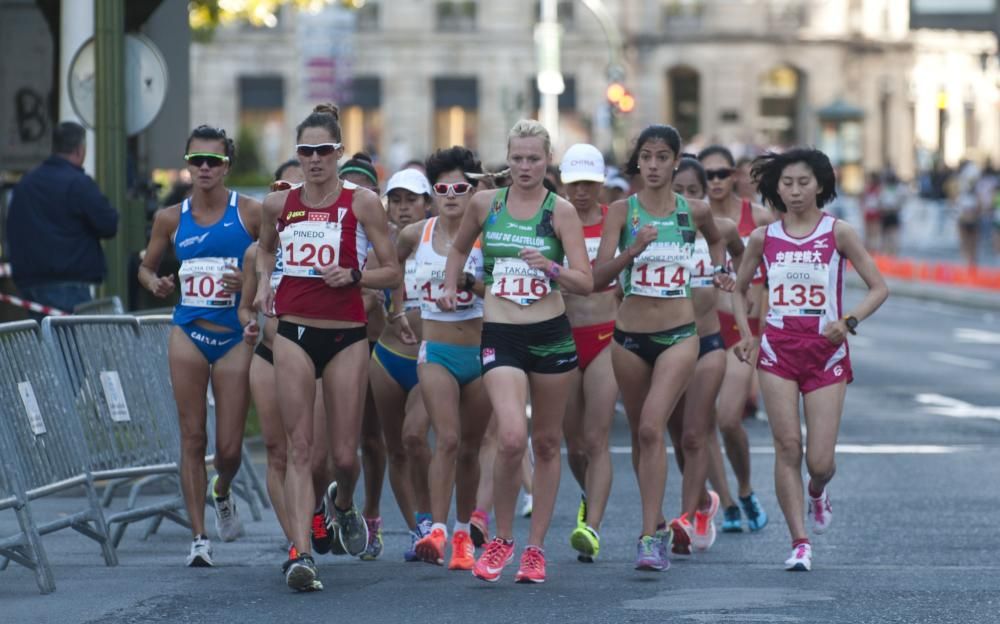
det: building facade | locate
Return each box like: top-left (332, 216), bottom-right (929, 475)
top-left (190, 0), bottom-right (1000, 183)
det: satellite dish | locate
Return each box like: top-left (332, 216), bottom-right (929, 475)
top-left (68, 34), bottom-right (169, 137)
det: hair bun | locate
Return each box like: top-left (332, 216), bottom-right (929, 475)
top-left (313, 103), bottom-right (340, 121)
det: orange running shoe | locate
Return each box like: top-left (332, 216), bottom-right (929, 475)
top-left (472, 537), bottom-right (514, 582)
top-left (670, 516), bottom-right (693, 556)
top-left (514, 546), bottom-right (546, 583)
top-left (414, 527), bottom-right (446, 565)
top-left (448, 530), bottom-right (475, 570)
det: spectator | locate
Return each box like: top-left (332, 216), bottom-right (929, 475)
top-left (879, 170), bottom-right (905, 256)
top-left (601, 175), bottom-right (630, 205)
top-left (6, 121), bottom-right (119, 317)
top-left (955, 160), bottom-right (981, 267)
top-left (861, 172), bottom-right (882, 252)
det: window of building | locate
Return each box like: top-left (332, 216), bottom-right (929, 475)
top-left (530, 76), bottom-right (577, 112)
top-left (238, 76), bottom-right (285, 176)
top-left (436, 1), bottom-right (477, 32)
top-left (661, 0), bottom-right (703, 31)
top-left (356, 1), bottom-right (380, 31)
top-left (964, 101), bottom-right (977, 152)
top-left (340, 77), bottom-right (383, 158)
top-left (667, 67), bottom-right (700, 141)
top-left (434, 77), bottom-right (479, 149)
top-left (758, 65), bottom-right (804, 146)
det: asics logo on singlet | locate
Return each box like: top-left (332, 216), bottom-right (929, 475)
top-left (190, 331), bottom-right (233, 347)
top-left (177, 232), bottom-right (211, 248)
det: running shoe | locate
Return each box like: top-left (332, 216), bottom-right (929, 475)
top-left (334, 503), bottom-right (369, 557)
top-left (415, 527), bottom-right (447, 565)
top-left (808, 487), bottom-right (833, 534)
top-left (283, 553), bottom-right (323, 591)
top-left (311, 505), bottom-right (332, 555)
top-left (519, 493), bottom-right (533, 518)
top-left (576, 493), bottom-right (588, 528)
top-left (472, 537), bottom-right (514, 583)
top-left (186, 535), bottom-right (213, 567)
top-left (653, 526), bottom-right (673, 568)
top-left (209, 476), bottom-right (243, 542)
top-left (514, 546), bottom-right (546, 583)
top-left (360, 516), bottom-right (383, 561)
top-left (721, 505), bottom-right (743, 533)
top-left (324, 482), bottom-right (346, 555)
top-left (404, 528), bottom-right (422, 562)
top-left (784, 542), bottom-right (812, 572)
top-left (670, 516), bottom-right (693, 556)
top-left (570, 525), bottom-right (600, 562)
top-left (470, 510), bottom-right (490, 548)
top-left (449, 530), bottom-right (475, 570)
top-left (692, 491), bottom-right (720, 552)
top-left (635, 535), bottom-right (667, 571)
top-left (739, 492), bottom-right (768, 531)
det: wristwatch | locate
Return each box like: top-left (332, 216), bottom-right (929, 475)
top-left (843, 315), bottom-right (859, 335)
top-left (712, 265), bottom-right (729, 275)
top-left (461, 272), bottom-right (476, 292)
top-left (350, 268), bottom-right (363, 285)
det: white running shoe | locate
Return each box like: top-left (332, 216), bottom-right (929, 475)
top-left (784, 542), bottom-right (812, 571)
top-left (210, 476), bottom-right (244, 542)
top-left (692, 490), bottom-right (720, 552)
top-left (186, 535), bottom-right (213, 567)
top-left (519, 493), bottom-right (533, 518)
top-left (808, 488), bottom-right (833, 535)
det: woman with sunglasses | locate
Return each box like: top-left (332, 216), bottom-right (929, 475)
top-left (697, 145), bottom-right (773, 534)
top-left (733, 148), bottom-right (887, 571)
top-left (139, 125), bottom-right (261, 567)
top-left (592, 125), bottom-right (733, 573)
top-left (665, 157), bottom-right (745, 555)
top-left (368, 168), bottom-right (436, 562)
top-left (441, 120), bottom-right (593, 584)
top-left (385, 146), bottom-right (489, 571)
top-left (254, 104), bottom-right (400, 592)
top-left (556, 143), bottom-right (619, 564)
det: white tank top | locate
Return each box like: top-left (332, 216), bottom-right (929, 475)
top-left (413, 217), bottom-right (484, 322)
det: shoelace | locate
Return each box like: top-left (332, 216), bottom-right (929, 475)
top-left (482, 540), bottom-right (510, 566)
top-left (521, 548), bottom-right (544, 571)
top-left (312, 513), bottom-right (329, 538)
top-left (795, 545), bottom-right (808, 558)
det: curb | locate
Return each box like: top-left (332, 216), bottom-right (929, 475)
top-left (846, 271), bottom-right (1000, 311)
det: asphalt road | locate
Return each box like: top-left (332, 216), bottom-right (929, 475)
top-left (3, 291), bottom-right (999, 623)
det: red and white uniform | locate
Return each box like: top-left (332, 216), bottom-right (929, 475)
top-left (719, 199), bottom-right (763, 347)
top-left (568, 206), bottom-right (616, 371)
top-left (274, 182), bottom-right (368, 322)
top-left (757, 214), bottom-right (852, 392)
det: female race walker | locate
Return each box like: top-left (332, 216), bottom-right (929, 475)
top-left (442, 120), bottom-right (593, 583)
top-left (698, 145), bottom-right (773, 533)
top-left (402, 146), bottom-right (492, 571)
top-left (592, 125), bottom-right (733, 573)
top-left (139, 125), bottom-right (260, 567)
top-left (254, 104), bottom-right (400, 591)
top-left (557, 143), bottom-right (620, 563)
top-left (733, 148), bottom-right (887, 571)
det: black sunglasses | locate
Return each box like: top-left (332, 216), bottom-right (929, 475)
top-left (705, 168), bottom-right (733, 181)
top-left (296, 143), bottom-right (342, 157)
top-left (184, 153), bottom-right (229, 168)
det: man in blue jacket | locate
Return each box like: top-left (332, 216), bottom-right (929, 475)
top-left (6, 121), bottom-right (119, 316)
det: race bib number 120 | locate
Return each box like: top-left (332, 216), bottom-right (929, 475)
top-left (280, 221), bottom-right (342, 278)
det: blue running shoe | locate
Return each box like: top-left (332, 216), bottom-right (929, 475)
top-left (722, 505), bottom-right (743, 533)
top-left (740, 492), bottom-right (768, 531)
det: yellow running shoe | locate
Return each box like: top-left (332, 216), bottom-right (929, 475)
top-left (569, 525), bottom-right (600, 562)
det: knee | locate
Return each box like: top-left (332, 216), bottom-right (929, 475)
top-left (717, 417), bottom-right (740, 437)
top-left (180, 429), bottom-right (208, 457)
top-left (286, 437), bottom-right (311, 467)
top-left (806, 456), bottom-right (836, 483)
top-left (435, 430), bottom-right (460, 458)
top-left (402, 430), bottom-right (429, 458)
top-left (331, 444), bottom-right (358, 474)
top-left (583, 430), bottom-right (609, 458)
top-left (360, 432), bottom-right (384, 458)
top-left (566, 441), bottom-right (587, 467)
top-left (773, 436), bottom-right (803, 464)
top-left (636, 423), bottom-right (664, 450)
top-left (496, 430), bottom-right (527, 462)
top-left (532, 434), bottom-right (561, 463)
top-left (214, 444), bottom-right (242, 474)
top-left (680, 430), bottom-right (706, 456)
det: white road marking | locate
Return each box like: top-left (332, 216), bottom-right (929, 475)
top-left (606, 444), bottom-right (978, 455)
top-left (954, 328), bottom-right (1000, 345)
top-left (848, 335), bottom-right (873, 348)
top-left (916, 393), bottom-right (1000, 422)
top-left (927, 352), bottom-right (994, 370)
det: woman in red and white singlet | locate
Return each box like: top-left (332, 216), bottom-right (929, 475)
top-left (733, 148), bottom-right (887, 572)
top-left (698, 145), bottom-right (773, 533)
top-left (254, 104), bottom-right (400, 592)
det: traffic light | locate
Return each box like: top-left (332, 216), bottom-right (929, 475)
top-left (606, 82), bottom-right (635, 114)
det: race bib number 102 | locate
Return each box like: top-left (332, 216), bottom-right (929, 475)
top-left (179, 257), bottom-right (237, 308)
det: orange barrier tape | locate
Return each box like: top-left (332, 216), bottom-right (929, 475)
top-left (863, 254), bottom-right (1000, 291)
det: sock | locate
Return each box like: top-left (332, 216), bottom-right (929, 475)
top-left (500, 537), bottom-right (513, 546)
top-left (525, 544), bottom-right (544, 553)
top-left (212, 480), bottom-right (228, 500)
top-left (415, 512), bottom-right (432, 525)
top-left (431, 522), bottom-right (448, 537)
top-left (807, 481), bottom-right (824, 499)
top-left (472, 508), bottom-right (489, 521)
top-left (454, 521), bottom-right (470, 535)
top-left (314, 503), bottom-right (325, 514)
top-left (792, 538), bottom-right (811, 549)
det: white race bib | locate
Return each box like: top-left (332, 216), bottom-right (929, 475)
top-left (490, 257), bottom-right (550, 305)
top-left (688, 238), bottom-right (714, 289)
top-left (768, 262), bottom-right (829, 317)
top-left (414, 262), bottom-right (476, 313)
top-left (630, 242), bottom-right (690, 298)
top-left (279, 221), bottom-right (342, 278)
top-left (403, 259), bottom-right (422, 310)
top-left (179, 257), bottom-right (237, 308)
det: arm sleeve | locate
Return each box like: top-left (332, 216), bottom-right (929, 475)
top-left (73, 176), bottom-right (119, 239)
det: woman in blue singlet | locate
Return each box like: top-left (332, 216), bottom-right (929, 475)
top-left (139, 125), bottom-right (261, 567)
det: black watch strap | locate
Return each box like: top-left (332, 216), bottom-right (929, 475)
top-left (350, 268), bottom-right (363, 285)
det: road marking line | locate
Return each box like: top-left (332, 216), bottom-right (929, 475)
top-left (927, 351), bottom-right (994, 370)
top-left (954, 328), bottom-right (1000, 345)
top-left (606, 444), bottom-right (978, 455)
top-left (916, 393), bottom-right (1000, 421)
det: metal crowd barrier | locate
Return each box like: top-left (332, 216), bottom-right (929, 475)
top-left (0, 321), bottom-right (117, 593)
top-left (41, 316), bottom-right (187, 546)
top-left (72, 296), bottom-right (125, 316)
